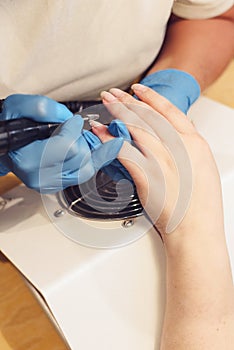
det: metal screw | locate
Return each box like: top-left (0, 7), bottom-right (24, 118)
top-left (0, 199), bottom-right (7, 211)
top-left (122, 219), bottom-right (134, 228)
top-left (54, 209), bottom-right (65, 218)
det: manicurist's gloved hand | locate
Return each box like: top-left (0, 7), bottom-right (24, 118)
top-left (83, 119), bottom-right (133, 182)
top-left (0, 94), bottom-right (124, 193)
top-left (138, 69), bottom-right (201, 114)
top-left (0, 163), bottom-right (10, 176)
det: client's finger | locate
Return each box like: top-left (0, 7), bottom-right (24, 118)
top-left (100, 91), bottom-right (164, 156)
top-left (107, 89), bottom-right (178, 146)
top-left (100, 91), bottom-right (153, 134)
top-left (109, 88), bottom-right (152, 111)
top-left (109, 88), bottom-right (166, 136)
top-left (89, 121), bottom-right (113, 142)
top-left (101, 91), bottom-right (185, 158)
top-left (131, 84), bottom-right (196, 134)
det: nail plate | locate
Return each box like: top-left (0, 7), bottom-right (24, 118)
top-left (100, 91), bottom-right (117, 102)
top-left (89, 120), bottom-right (104, 128)
top-left (109, 88), bottom-right (125, 97)
top-left (131, 84), bottom-right (147, 92)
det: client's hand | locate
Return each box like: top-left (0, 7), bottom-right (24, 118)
top-left (91, 85), bottom-right (224, 241)
top-left (95, 85), bottom-right (234, 350)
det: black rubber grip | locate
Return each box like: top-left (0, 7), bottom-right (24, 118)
top-left (0, 118), bottom-right (60, 155)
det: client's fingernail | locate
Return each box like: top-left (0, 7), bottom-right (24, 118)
top-left (100, 91), bottom-right (117, 102)
top-left (109, 88), bottom-right (125, 97)
top-left (89, 120), bottom-right (104, 128)
top-left (131, 84), bottom-right (147, 93)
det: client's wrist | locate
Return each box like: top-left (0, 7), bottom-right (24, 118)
top-left (162, 224), bottom-right (227, 262)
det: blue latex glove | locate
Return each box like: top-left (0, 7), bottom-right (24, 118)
top-left (139, 69), bottom-right (201, 114)
top-left (83, 119), bottom-right (133, 182)
top-left (0, 94), bottom-right (73, 177)
top-left (0, 94), bottom-right (124, 193)
top-left (0, 163), bottom-right (10, 176)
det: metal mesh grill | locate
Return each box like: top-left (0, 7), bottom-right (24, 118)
top-left (62, 171), bottom-right (143, 220)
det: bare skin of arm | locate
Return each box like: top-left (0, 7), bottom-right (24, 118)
top-left (147, 5), bottom-right (234, 90)
top-left (91, 86), bottom-right (234, 349)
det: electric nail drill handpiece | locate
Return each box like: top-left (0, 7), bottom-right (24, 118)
top-left (0, 118), bottom-right (61, 156)
top-left (0, 114), bottom-right (100, 156)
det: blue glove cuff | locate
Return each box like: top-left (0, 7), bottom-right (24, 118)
top-left (139, 69), bottom-right (201, 114)
top-left (0, 161), bottom-right (9, 176)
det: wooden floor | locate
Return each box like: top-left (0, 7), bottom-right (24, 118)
top-left (0, 60), bottom-right (233, 350)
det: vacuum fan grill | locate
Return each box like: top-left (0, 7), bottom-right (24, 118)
top-left (62, 171), bottom-right (143, 220)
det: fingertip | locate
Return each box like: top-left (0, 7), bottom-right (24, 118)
top-left (91, 122), bottom-right (113, 143)
top-left (89, 120), bottom-right (104, 128)
top-left (131, 84), bottom-right (148, 94)
top-left (109, 88), bottom-right (125, 98)
top-left (100, 91), bottom-right (117, 103)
